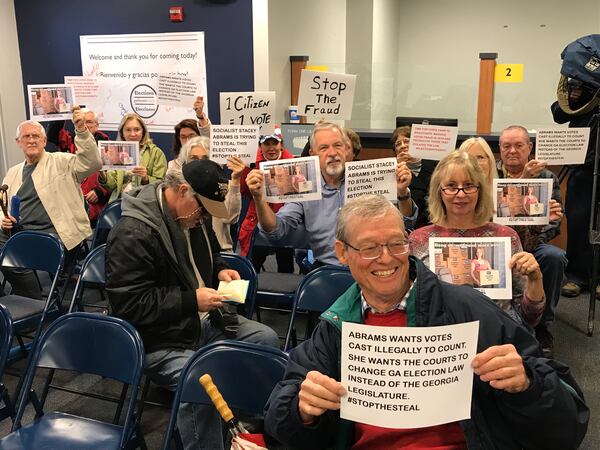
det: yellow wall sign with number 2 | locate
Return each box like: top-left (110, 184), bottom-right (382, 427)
top-left (495, 64), bottom-right (524, 83)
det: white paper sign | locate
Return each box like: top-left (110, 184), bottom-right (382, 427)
top-left (210, 125), bottom-right (259, 166)
top-left (493, 178), bottom-right (553, 226)
top-left (408, 124), bottom-right (459, 160)
top-left (219, 91), bottom-right (275, 135)
top-left (259, 156), bottom-right (321, 202)
top-left (157, 74), bottom-right (200, 107)
top-left (98, 140), bottom-right (140, 170)
top-left (535, 127), bottom-right (590, 165)
top-left (64, 76), bottom-right (99, 107)
top-left (345, 158), bottom-right (397, 203)
top-left (341, 321), bottom-right (479, 429)
top-left (80, 32), bottom-right (207, 132)
top-left (297, 70), bottom-right (357, 120)
top-left (428, 237), bottom-right (512, 300)
top-left (27, 84), bottom-right (76, 122)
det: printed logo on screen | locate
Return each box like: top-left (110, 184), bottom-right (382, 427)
top-left (584, 56), bottom-right (600, 72)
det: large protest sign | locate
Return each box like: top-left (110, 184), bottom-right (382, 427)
top-left (64, 76), bottom-right (99, 108)
top-left (80, 32), bottom-right (207, 132)
top-left (429, 237), bottom-right (512, 300)
top-left (219, 91), bottom-right (276, 135)
top-left (493, 178), bottom-right (553, 226)
top-left (345, 158), bottom-right (397, 203)
top-left (297, 70), bottom-right (357, 120)
top-left (408, 124), bottom-right (459, 160)
top-left (535, 127), bottom-right (590, 165)
top-left (341, 321), bottom-right (479, 428)
top-left (210, 125), bottom-right (260, 166)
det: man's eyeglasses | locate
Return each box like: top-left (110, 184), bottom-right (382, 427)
top-left (440, 185), bottom-right (480, 195)
top-left (342, 240), bottom-right (409, 260)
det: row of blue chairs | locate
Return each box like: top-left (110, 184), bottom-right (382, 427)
top-left (0, 308), bottom-right (288, 449)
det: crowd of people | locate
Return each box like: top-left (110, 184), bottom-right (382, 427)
top-left (0, 92), bottom-right (592, 448)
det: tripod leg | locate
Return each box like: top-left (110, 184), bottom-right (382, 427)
top-left (588, 244), bottom-right (599, 336)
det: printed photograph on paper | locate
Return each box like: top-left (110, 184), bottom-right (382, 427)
top-left (98, 141), bottom-right (140, 170)
top-left (428, 237), bottom-right (512, 300)
top-left (493, 179), bottom-right (553, 226)
top-left (28, 84), bottom-right (76, 122)
top-left (259, 156), bottom-right (321, 203)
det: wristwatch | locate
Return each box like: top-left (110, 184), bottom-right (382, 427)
top-left (397, 188), bottom-right (411, 201)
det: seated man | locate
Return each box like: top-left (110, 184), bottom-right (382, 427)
top-left (497, 125), bottom-right (567, 356)
top-left (264, 194), bottom-right (589, 450)
top-left (105, 159), bottom-right (278, 450)
top-left (1, 108), bottom-right (102, 298)
top-left (246, 122), bottom-right (417, 268)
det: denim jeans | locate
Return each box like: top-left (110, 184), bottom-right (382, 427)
top-left (534, 243), bottom-right (567, 326)
top-left (145, 316), bottom-right (279, 450)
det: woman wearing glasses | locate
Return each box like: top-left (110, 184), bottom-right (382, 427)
top-left (408, 151), bottom-right (545, 326)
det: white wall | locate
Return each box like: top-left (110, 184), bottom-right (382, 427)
top-left (268, 0), bottom-right (347, 124)
top-left (391, 0), bottom-right (600, 132)
top-left (0, 0), bottom-right (27, 176)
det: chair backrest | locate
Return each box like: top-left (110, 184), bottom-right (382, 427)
top-left (163, 340), bottom-right (288, 448)
top-left (0, 304), bottom-right (13, 381)
top-left (219, 253), bottom-right (257, 319)
top-left (68, 244), bottom-right (106, 313)
top-left (91, 199), bottom-right (122, 249)
top-left (13, 313), bottom-right (144, 444)
top-left (0, 231), bottom-right (64, 274)
top-left (284, 265), bottom-right (355, 350)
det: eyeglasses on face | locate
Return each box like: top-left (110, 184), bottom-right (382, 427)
top-left (342, 240), bottom-right (409, 259)
top-left (440, 185), bottom-right (480, 195)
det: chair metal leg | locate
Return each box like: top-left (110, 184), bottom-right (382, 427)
top-left (114, 383), bottom-right (129, 424)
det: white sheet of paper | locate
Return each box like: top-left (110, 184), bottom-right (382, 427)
top-left (297, 70), bottom-right (357, 120)
top-left (535, 127), bottom-right (590, 165)
top-left (408, 124), bottom-right (459, 161)
top-left (345, 158), bottom-right (397, 203)
top-left (64, 76), bottom-right (99, 107)
top-left (27, 84), bottom-right (77, 122)
top-left (219, 91), bottom-right (275, 135)
top-left (340, 321), bottom-right (479, 429)
top-left (210, 125), bottom-right (260, 166)
top-left (259, 156), bottom-right (322, 203)
top-left (428, 237), bottom-right (513, 300)
top-left (492, 178), bottom-right (553, 226)
top-left (157, 74), bottom-right (200, 107)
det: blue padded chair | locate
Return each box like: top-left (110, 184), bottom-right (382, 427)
top-left (90, 199), bottom-right (122, 250)
top-left (1, 312), bottom-right (145, 450)
top-left (219, 253), bottom-right (257, 319)
top-left (161, 340), bottom-right (288, 450)
top-left (68, 244), bottom-right (107, 314)
top-left (0, 303), bottom-right (14, 422)
top-left (284, 265), bottom-right (355, 350)
top-left (0, 231), bottom-right (65, 357)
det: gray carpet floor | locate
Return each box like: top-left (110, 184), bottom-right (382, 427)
top-left (0, 287), bottom-right (598, 449)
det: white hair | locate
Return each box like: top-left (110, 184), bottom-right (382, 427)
top-left (16, 120), bottom-right (46, 140)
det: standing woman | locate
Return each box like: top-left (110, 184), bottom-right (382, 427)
top-left (99, 113), bottom-right (167, 201)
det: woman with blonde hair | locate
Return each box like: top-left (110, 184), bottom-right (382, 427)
top-left (458, 137), bottom-right (499, 184)
top-left (99, 113), bottom-right (167, 201)
top-left (408, 151), bottom-right (545, 326)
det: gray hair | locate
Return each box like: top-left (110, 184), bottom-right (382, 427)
top-left (80, 108), bottom-right (98, 122)
top-left (309, 121), bottom-right (349, 150)
top-left (177, 136), bottom-right (210, 167)
top-left (336, 194), bottom-right (403, 242)
top-left (500, 125), bottom-right (531, 144)
top-left (163, 169), bottom-right (195, 197)
top-left (16, 120), bottom-right (46, 140)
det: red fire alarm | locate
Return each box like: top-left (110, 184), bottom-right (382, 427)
top-left (169, 6), bottom-right (184, 22)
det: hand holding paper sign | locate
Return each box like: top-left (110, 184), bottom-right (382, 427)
top-left (227, 156), bottom-right (247, 182)
top-left (521, 159), bottom-right (547, 178)
top-left (193, 96), bottom-right (208, 123)
top-left (471, 344), bottom-right (530, 393)
top-left (396, 162), bottom-right (412, 196)
top-left (298, 370), bottom-right (346, 424)
top-left (131, 166), bottom-right (148, 183)
top-left (548, 199), bottom-right (563, 221)
top-left (246, 169), bottom-right (265, 201)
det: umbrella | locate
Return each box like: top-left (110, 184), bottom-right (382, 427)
top-left (199, 374), bottom-right (268, 450)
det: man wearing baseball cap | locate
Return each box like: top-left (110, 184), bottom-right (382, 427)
top-left (105, 159), bottom-right (278, 449)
